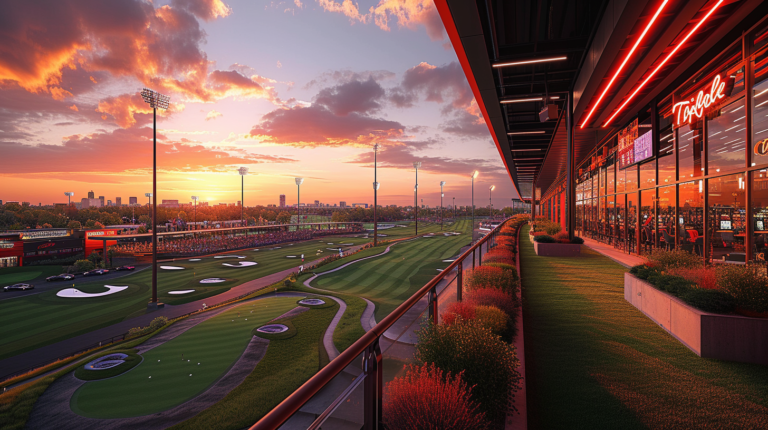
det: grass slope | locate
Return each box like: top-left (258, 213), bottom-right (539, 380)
top-left (169, 300), bottom-right (339, 430)
top-left (520, 225), bottom-right (768, 429)
top-left (0, 238), bottom-right (368, 361)
top-left (71, 297), bottom-right (298, 418)
top-left (0, 265), bottom-right (63, 286)
top-left (312, 220), bottom-right (469, 322)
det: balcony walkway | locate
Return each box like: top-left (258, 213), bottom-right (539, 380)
top-left (519, 226), bottom-right (768, 429)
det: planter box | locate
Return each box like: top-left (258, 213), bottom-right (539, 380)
top-left (625, 273), bottom-right (768, 365)
top-left (533, 242), bottom-right (581, 257)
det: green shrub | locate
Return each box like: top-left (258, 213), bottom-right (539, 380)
top-left (127, 316), bottom-right (169, 337)
top-left (533, 235), bottom-right (557, 243)
top-left (464, 266), bottom-right (519, 294)
top-left (680, 289), bottom-right (736, 314)
top-left (474, 305), bottom-right (509, 335)
top-left (571, 236), bottom-right (585, 244)
top-left (416, 321), bottom-right (522, 424)
top-left (73, 259), bottom-right (95, 273)
top-left (648, 249), bottom-right (702, 271)
top-left (716, 265), bottom-right (768, 313)
top-left (655, 275), bottom-right (695, 296)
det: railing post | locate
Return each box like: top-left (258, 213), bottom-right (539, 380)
top-left (363, 339), bottom-right (382, 429)
top-left (427, 287), bottom-right (438, 325)
top-left (472, 248), bottom-right (476, 269)
top-left (457, 261), bottom-right (463, 302)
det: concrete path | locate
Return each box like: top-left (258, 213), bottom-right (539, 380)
top-left (582, 237), bottom-right (646, 268)
top-left (0, 241), bottom-right (368, 382)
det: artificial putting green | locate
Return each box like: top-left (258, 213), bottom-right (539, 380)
top-left (70, 296), bottom-right (298, 418)
top-left (312, 220), bottom-right (470, 321)
top-left (0, 237), bottom-right (369, 361)
top-left (520, 225), bottom-right (768, 429)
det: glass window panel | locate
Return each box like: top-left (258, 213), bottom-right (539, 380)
top-left (616, 194), bottom-right (626, 247)
top-left (678, 123), bottom-right (704, 180)
top-left (639, 160), bottom-right (656, 189)
top-left (708, 174), bottom-right (746, 263)
top-left (658, 186), bottom-right (677, 250)
top-left (658, 98), bottom-right (677, 184)
top-left (752, 48), bottom-right (768, 166)
top-left (678, 181), bottom-right (704, 255)
top-left (607, 162), bottom-right (616, 195)
top-left (640, 189), bottom-right (656, 253)
top-left (600, 167), bottom-right (607, 196)
top-left (707, 97), bottom-right (746, 174)
top-left (751, 170), bottom-right (768, 264)
top-left (617, 167), bottom-right (625, 193)
top-left (628, 192), bottom-right (638, 253)
top-left (624, 165), bottom-right (638, 191)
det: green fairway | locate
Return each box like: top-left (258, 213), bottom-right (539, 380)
top-left (0, 237), bottom-right (368, 361)
top-left (368, 220), bottom-right (461, 240)
top-left (70, 296), bottom-right (298, 418)
top-left (520, 226), bottom-right (768, 429)
top-left (0, 265), bottom-right (63, 286)
top-left (312, 220), bottom-right (469, 321)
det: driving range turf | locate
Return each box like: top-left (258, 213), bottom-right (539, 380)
top-left (0, 237), bottom-right (368, 361)
top-left (70, 296), bottom-right (298, 418)
top-left (312, 220), bottom-right (470, 321)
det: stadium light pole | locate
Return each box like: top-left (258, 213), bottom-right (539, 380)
top-left (471, 170), bottom-right (478, 243)
top-left (140, 88), bottom-right (170, 309)
top-left (453, 196), bottom-right (455, 219)
top-left (413, 162), bottom-right (421, 236)
top-left (64, 192), bottom-right (74, 206)
top-left (295, 178), bottom-right (304, 229)
top-left (191, 196), bottom-right (198, 231)
top-left (238, 167), bottom-right (248, 228)
top-left (440, 181), bottom-right (446, 230)
top-left (489, 185), bottom-right (495, 219)
top-left (373, 144), bottom-right (380, 247)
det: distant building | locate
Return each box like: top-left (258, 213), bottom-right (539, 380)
top-left (279, 194), bottom-right (286, 207)
top-left (80, 198), bottom-right (102, 208)
top-left (237, 201), bottom-right (241, 207)
top-left (352, 203), bottom-right (368, 208)
top-left (129, 197), bottom-right (138, 205)
top-left (98, 196), bottom-right (105, 206)
top-left (340, 201), bottom-right (347, 208)
top-left (268, 204), bottom-right (276, 208)
top-left (88, 190), bottom-right (95, 199)
top-left (160, 199), bottom-right (180, 208)
top-left (116, 197), bottom-right (122, 207)
top-left (314, 200), bottom-right (320, 207)
top-left (107, 200), bottom-right (112, 206)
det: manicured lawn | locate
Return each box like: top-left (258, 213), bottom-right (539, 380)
top-left (520, 226), bottom-right (768, 429)
top-left (0, 237), bottom-right (369, 361)
top-left (312, 220), bottom-right (469, 321)
top-left (0, 265), bottom-right (63, 286)
top-left (70, 296), bottom-right (298, 418)
top-left (169, 298), bottom-right (339, 430)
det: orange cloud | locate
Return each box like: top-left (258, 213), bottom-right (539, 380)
top-left (205, 110), bottom-right (223, 121)
top-left (96, 93), bottom-right (185, 128)
top-left (69, 104), bottom-right (79, 112)
top-left (315, 0), bottom-right (444, 41)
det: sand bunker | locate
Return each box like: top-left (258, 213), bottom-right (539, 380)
top-left (256, 324), bottom-right (289, 334)
top-left (214, 255), bottom-right (245, 259)
top-left (222, 261), bottom-right (257, 267)
top-left (168, 290), bottom-right (195, 295)
top-left (189, 259), bottom-right (202, 262)
top-left (84, 353), bottom-right (128, 370)
top-left (57, 285), bottom-right (128, 298)
top-left (160, 266), bottom-right (185, 270)
top-left (200, 278), bottom-right (226, 284)
top-left (286, 255), bottom-right (298, 258)
top-left (299, 298), bottom-right (325, 306)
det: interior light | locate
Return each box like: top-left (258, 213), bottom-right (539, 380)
top-left (603, 0), bottom-right (725, 127)
top-left (508, 131), bottom-right (546, 135)
top-left (493, 56), bottom-right (567, 68)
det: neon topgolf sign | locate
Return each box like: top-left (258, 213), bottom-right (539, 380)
top-left (673, 74), bottom-right (732, 127)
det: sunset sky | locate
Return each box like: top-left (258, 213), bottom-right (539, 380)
top-left (0, 0), bottom-right (515, 208)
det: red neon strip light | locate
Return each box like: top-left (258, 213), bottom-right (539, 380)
top-left (580, 0), bottom-right (668, 129)
top-left (603, 0), bottom-right (725, 127)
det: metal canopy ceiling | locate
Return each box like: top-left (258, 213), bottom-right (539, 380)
top-left (439, 0), bottom-right (763, 200)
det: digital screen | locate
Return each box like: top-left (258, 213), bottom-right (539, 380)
top-left (720, 220), bottom-right (732, 230)
top-left (757, 220), bottom-right (764, 231)
top-left (634, 131), bottom-right (653, 164)
top-left (618, 119), bottom-right (639, 169)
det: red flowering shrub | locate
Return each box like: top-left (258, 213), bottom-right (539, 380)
top-left (554, 231), bottom-right (571, 244)
top-left (467, 287), bottom-right (519, 316)
top-left (482, 248), bottom-right (516, 266)
top-left (383, 364), bottom-right (490, 430)
top-left (416, 321), bottom-right (522, 425)
top-left (669, 267), bottom-right (718, 290)
top-left (442, 301), bottom-right (476, 325)
top-left (465, 266), bottom-right (518, 293)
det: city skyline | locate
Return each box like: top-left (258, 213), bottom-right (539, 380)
top-left (1, 0), bottom-right (515, 207)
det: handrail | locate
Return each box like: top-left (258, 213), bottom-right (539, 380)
top-left (251, 218), bottom-right (511, 430)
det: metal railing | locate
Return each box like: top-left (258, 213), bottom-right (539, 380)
top-left (251, 218), bottom-right (509, 430)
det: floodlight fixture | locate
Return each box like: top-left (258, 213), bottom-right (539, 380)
top-left (508, 131), bottom-right (546, 135)
top-left (471, 170), bottom-right (479, 179)
top-left (239, 167), bottom-right (249, 176)
top-left (490, 185), bottom-right (495, 191)
top-left (295, 177), bottom-right (304, 186)
top-left (140, 88), bottom-right (170, 110)
top-left (64, 192), bottom-right (74, 205)
top-left (413, 162), bottom-right (420, 235)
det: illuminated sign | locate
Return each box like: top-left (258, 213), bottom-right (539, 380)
top-left (21, 230), bottom-right (69, 240)
top-left (618, 119), bottom-right (639, 169)
top-left (0, 242), bottom-right (15, 249)
top-left (634, 131), bottom-right (653, 164)
top-left (86, 230), bottom-right (117, 238)
top-left (673, 74), bottom-right (733, 127)
top-left (755, 138), bottom-right (768, 156)
top-left (37, 242), bottom-right (55, 250)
